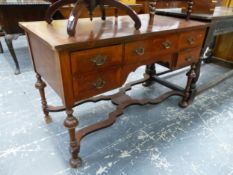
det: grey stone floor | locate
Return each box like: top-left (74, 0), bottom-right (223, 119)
top-left (0, 36), bottom-right (233, 175)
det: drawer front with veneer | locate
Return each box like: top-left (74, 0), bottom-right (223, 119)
top-left (71, 45), bottom-right (123, 75)
top-left (176, 47), bottom-right (202, 68)
top-left (73, 67), bottom-right (122, 101)
top-left (179, 30), bottom-right (206, 50)
top-left (124, 34), bottom-right (178, 64)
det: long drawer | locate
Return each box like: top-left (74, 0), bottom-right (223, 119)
top-left (72, 67), bottom-right (122, 101)
top-left (124, 34), bottom-right (179, 65)
top-left (70, 45), bottom-right (123, 75)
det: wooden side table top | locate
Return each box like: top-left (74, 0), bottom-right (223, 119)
top-left (20, 14), bottom-right (208, 50)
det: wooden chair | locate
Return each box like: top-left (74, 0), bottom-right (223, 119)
top-left (47, 0), bottom-right (144, 18)
top-left (58, 4), bottom-right (144, 19)
top-left (137, 0), bottom-right (218, 14)
top-left (137, 0), bottom-right (192, 15)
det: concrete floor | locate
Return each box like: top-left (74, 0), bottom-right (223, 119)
top-left (0, 36), bottom-right (233, 175)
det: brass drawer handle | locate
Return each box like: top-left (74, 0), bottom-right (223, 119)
top-left (135, 47), bottom-right (145, 56)
top-left (93, 79), bottom-right (106, 89)
top-left (187, 37), bottom-right (195, 45)
top-left (90, 54), bottom-right (107, 66)
top-left (162, 40), bottom-right (172, 49)
top-left (185, 56), bottom-right (192, 62)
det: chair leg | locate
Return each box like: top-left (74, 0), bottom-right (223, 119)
top-left (0, 40), bottom-right (3, 53)
top-left (179, 63), bottom-right (197, 108)
top-left (64, 109), bottom-right (82, 168)
top-left (4, 35), bottom-right (20, 75)
top-left (143, 64), bottom-right (156, 87)
top-left (35, 73), bottom-right (53, 124)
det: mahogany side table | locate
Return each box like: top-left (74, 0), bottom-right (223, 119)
top-left (20, 14), bottom-right (208, 168)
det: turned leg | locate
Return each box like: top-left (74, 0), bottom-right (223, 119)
top-left (99, 4), bottom-right (106, 20)
top-left (179, 64), bottom-right (196, 108)
top-left (143, 64), bottom-right (156, 87)
top-left (0, 41), bottom-right (3, 53)
top-left (149, 0), bottom-right (157, 25)
top-left (186, 0), bottom-right (193, 20)
top-left (188, 58), bottom-right (202, 103)
top-left (64, 109), bottom-right (82, 168)
top-left (4, 35), bottom-right (20, 75)
top-left (35, 74), bottom-right (52, 123)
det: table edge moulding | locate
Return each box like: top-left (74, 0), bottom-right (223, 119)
top-left (20, 12), bottom-right (208, 168)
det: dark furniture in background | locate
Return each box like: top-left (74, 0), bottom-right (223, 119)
top-left (136, 0), bottom-right (220, 14)
top-left (214, 32), bottom-right (233, 62)
top-left (0, 0), bottom-right (50, 74)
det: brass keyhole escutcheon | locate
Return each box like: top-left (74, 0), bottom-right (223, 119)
top-left (187, 37), bottom-right (195, 45)
top-left (135, 47), bottom-right (145, 56)
top-left (93, 79), bottom-right (106, 89)
top-left (90, 54), bottom-right (107, 66)
top-left (162, 40), bottom-right (172, 49)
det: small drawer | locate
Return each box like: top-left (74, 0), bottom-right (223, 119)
top-left (124, 34), bottom-right (178, 65)
top-left (73, 67), bottom-right (121, 101)
top-left (176, 47), bottom-right (201, 68)
top-left (70, 45), bottom-right (122, 75)
top-left (179, 30), bottom-right (206, 49)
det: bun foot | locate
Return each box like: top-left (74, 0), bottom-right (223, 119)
top-left (179, 101), bottom-right (189, 108)
top-left (142, 80), bottom-right (154, 87)
top-left (44, 115), bottom-right (53, 124)
top-left (14, 68), bottom-right (20, 75)
top-left (70, 157), bottom-right (82, 168)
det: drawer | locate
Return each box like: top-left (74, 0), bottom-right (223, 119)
top-left (73, 67), bottom-right (122, 101)
top-left (179, 30), bottom-right (206, 49)
top-left (70, 45), bottom-right (122, 75)
top-left (176, 47), bottom-right (202, 68)
top-left (124, 34), bottom-right (178, 65)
